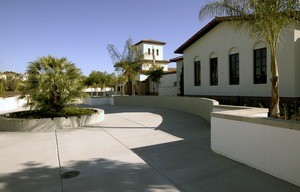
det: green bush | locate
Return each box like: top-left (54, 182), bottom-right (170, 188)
top-left (20, 55), bottom-right (86, 113)
top-left (6, 107), bottom-right (97, 119)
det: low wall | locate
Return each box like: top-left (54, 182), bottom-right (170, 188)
top-left (158, 87), bottom-right (177, 96)
top-left (0, 96), bottom-right (27, 113)
top-left (83, 97), bottom-right (114, 106)
top-left (114, 96), bottom-right (218, 123)
top-left (211, 108), bottom-right (300, 186)
top-left (0, 108), bottom-right (105, 132)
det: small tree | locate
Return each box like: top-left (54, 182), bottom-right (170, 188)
top-left (20, 55), bottom-right (85, 113)
top-left (146, 66), bottom-right (164, 95)
top-left (179, 65), bottom-right (184, 96)
top-left (86, 71), bottom-right (110, 97)
top-left (0, 78), bottom-right (5, 97)
top-left (6, 77), bottom-right (19, 92)
top-left (107, 38), bottom-right (144, 95)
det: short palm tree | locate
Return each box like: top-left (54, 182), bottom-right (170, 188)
top-left (199, 0), bottom-right (300, 118)
top-left (20, 55), bottom-right (85, 113)
top-left (107, 38), bottom-right (144, 95)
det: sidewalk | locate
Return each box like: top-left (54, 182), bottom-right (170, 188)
top-left (0, 106), bottom-right (299, 192)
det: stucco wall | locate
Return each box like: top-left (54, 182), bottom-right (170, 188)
top-left (183, 22), bottom-right (299, 97)
top-left (294, 25), bottom-right (300, 96)
top-left (158, 73), bottom-right (177, 96)
top-left (114, 96), bottom-right (218, 123)
top-left (83, 97), bottom-right (114, 106)
top-left (211, 112), bottom-right (300, 186)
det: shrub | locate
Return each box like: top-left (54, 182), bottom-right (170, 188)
top-left (20, 55), bottom-right (86, 113)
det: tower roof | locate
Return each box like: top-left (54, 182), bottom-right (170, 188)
top-left (135, 39), bottom-right (166, 46)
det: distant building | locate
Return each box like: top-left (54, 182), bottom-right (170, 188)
top-left (133, 39), bottom-right (170, 95)
top-left (0, 74), bottom-right (7, 80)
top-left (158, 68), bottom-right (177, 96)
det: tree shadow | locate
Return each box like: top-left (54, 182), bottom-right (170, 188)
top-left (0, 158), bottom-right (180, 192)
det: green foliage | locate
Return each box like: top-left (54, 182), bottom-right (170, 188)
top-left (107, 38), bottom-right (144, 95)
top-left (146, 66), bottom-right (164, 85)
top-left (6, 77), bottom-right (19, 91)
top-left (6, 107), bottom-right (97, 119)
top-left (20, 55), bottom-right (86, 113)
top-left (179, 65), bottom-right (184, 96)
top-left (84, 71), bottom-right (111, 96)
top-left (280, 101), bottom-right (300, 120)
top-left (0, 78), bottom-right (5, 97)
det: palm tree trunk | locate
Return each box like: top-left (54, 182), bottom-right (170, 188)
top-left (269, 45), bottom-right (280, 118)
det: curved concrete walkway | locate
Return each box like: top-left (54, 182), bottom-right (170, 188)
top-left (0, 106), bottom-right (299, 192)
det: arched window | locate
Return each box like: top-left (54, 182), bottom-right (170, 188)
top-left (194, 57), bottom-right (201, 86)
top-left (209, 53), bottom-right (218, 86)
top-left (253, 42), bottom-right (267, 84)
top-left (229, 48), bottom-right (239, 85)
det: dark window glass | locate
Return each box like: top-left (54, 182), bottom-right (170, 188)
top-left (194, 61), bottom-right (201, 86)
top-left (229, 53), bottom-right (239, 85)
top-left (156, 49), bottom-right (159, 56)
top-left (254, 48), bottom-right (267, 84)
top-left (210, 57), bottom-right (218, 86)
top-left (148, 48), bottom-right (151, 55)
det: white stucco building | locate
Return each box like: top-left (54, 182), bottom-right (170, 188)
top-left (134, 39), bottom-right (169, 81)
top-left (173, 16), bottom-right (300, 100)
top-left (158, 69), bottom-right (177, 96)
top-left (133, 39), bottom-right (170, 95)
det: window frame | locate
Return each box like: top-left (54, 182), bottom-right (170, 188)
top-left (210, 57), bottom-right (218, 86)
top-left (229, 53), bottom-right (239, 85)
top-left (254, 48), bottom-right (267, 84)
top-left (194, 60), bottom-right (201, 86)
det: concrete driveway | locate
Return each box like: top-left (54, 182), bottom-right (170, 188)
top-left (0, 106), bottom-right (299, 192)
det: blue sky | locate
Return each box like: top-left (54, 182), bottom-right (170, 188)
top-left (0, 0), bottom-right (210, 76)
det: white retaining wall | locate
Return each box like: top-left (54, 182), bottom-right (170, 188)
top-left (114, 96), bottom-right (218, 123)
top-left (82, 97), bottom-right (114, 106)
top-left (0, 96), bottom-right (27, 113)
top-left (211, 108), bottom-right (300, 186)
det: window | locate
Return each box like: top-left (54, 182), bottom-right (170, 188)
top-left (194, 61), bottom-right (201, 86)
top-left (148, 48), bottom-right (151, 55)
top-left (229, 53), bottom-right (239, 85)
top-left (156, 49), bottom-right (159, 56)
top-left (210, 58), bottom-right (218, 86)
top-left (254, 48), bottom-right (267, 84)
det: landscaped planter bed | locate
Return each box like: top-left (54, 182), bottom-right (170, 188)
top-left (0, 108), bottom-right (104, 132)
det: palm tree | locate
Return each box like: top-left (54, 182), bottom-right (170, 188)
top-left (107, 38), bottom-right (144, 95)
top-left (20, 55), bottom-right (85, 113)
top-left (199, 0), bottom-right (300, 118)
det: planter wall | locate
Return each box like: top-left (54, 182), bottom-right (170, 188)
top-left (83, 97), bottom-right (114, 106)
top-left (211, 107), bottom-right (300, 186)
top-left (114, 96), bottom-right (218, 123)
top-left (0, 109), bottom-right (104, 132)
